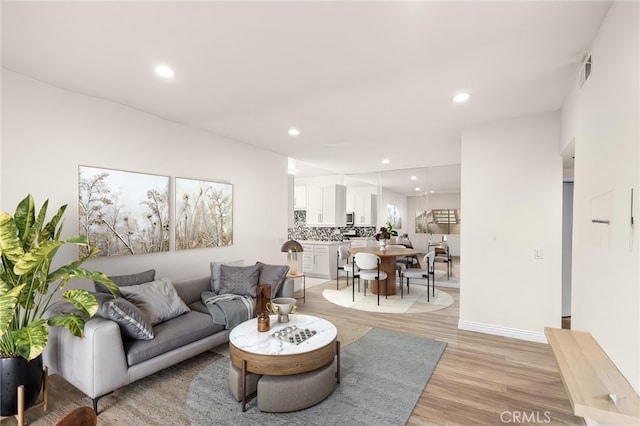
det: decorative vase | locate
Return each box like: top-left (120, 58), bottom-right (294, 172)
top-left (0, 355), bottom-right (44, 416)
top-left (256, 284), bottom-right (272, 315)
top-left (379, 240), bottom-right (387, 251)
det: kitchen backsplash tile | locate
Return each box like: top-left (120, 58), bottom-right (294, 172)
top-left (288, 210), bottom-right (375, 241)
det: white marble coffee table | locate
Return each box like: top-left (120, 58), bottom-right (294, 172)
top-left (229, 314), bottom-right (340, 412)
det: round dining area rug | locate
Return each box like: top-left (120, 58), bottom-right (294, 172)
top-left (322, 282), bottom-right (454, 314)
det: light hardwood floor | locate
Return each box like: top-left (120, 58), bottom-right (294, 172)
top-left (299, 259), bottom-right (584, 426)
top-left (4, 259), bottom-right (583, 426)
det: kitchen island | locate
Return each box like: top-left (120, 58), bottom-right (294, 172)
top-left (298, 241), bottom-right (344, 279)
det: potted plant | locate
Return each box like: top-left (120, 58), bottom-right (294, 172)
top-left (0, 195), bottom-right (118, 416)
top-left (374, 222), bottom-right (398, 249)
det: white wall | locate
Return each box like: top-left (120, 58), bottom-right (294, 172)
top-left (561, 2), bottom-right (639, 392)
top-left (459, 112), bottom-right (562, 342)
top-left (1, 71), bottom-right (290, 288)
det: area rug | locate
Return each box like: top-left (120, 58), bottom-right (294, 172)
top-left (186, 328), bottom-right (446, 425)
top-left (323, 283), bottom-right (454, 314)
top-left (30, 327), bottom-right (446, 425)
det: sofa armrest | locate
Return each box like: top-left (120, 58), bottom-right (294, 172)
top-left (45, 314), bottom-right (129, 399)
top-left (277, 277), bottom-right (295, 298)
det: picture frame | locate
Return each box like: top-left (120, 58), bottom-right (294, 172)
top-left (78, 165), bottom-right (170, 256)
top-left (175, 177), bottom-right (233, 250)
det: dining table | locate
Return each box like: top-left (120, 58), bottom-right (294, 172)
top-left (349, 246), bottom-right (421, 296)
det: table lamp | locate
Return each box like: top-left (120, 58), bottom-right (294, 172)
top-left (281, 240), bottom-right (303, 275)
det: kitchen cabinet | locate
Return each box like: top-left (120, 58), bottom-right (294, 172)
top-left (347, 188), bottom-right (377, 227)
top-left (348, 238), bottom-right (375, 248)
top-left (306, 184), bottom-right (346, 227)
top-left (294, 186), bottom-right (307, 210)
top-left (300, 241), bottom-right (342, 279)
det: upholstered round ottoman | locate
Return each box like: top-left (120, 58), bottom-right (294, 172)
top-left (257, 359), bottom-right (337, 412)
top-left (228, 360), bottom-right (261, 402)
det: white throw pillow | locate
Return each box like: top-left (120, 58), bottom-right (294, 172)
top-left (119, 277), bottom-right (190, 325)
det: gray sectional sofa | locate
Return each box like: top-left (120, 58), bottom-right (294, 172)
top-left (44, 266), bottom-right (294, 413)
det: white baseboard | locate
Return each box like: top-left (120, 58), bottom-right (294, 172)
top-left (458, 320), bottom-right (547, 343)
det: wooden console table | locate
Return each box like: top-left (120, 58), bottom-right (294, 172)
top-left (545, 327), bottom-right (640, 424)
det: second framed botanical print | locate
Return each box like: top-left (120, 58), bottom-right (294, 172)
top-left (175, 177), bottom-right (233, 250)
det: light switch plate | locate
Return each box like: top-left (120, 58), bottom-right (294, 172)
top-left (534, 248), bottom-right (544, 259)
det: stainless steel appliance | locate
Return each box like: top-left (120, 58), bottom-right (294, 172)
top-left (345, 211), bottom-right (354, 225)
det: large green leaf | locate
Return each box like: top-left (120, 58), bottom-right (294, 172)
top-left (0, 285), bottom-right (24, 338)
top-left (86, 271), bottom-right (120, 297)
top-left (13, 195), bottom-right (35, 244)
top-left (26, 199), bottom-right (49, 247)
top-left (0, 277), bottom-right (12, 293)
top-left (0, 212), bottom-right (25, 263)
top-left (13, 318), bottom-right (48, 360)
top-left (41, 203), bottom-right (67, 242)
top-left (13, 240), bottom-right (62, 276)
top-left (63, 289), bottom-right (98, 317)
top-left (47, 312), bottom-right (85, 338)
top-left (48, 266), bottom-right (119, 297)
top-left (64, 234), bottom-right (87, 245)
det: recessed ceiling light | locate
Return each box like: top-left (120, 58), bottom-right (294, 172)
top-left (288, 128), bottom-right (300, 136)
top-left (381, 159), bottom-right (390, 165)
top-left (429, 190), bottom-right (435, 193)
top-left (415, 187), bottom-right (421, 191)
top-left (453, 92), bottom-right (471, 103)
top-left (410, 176), bottom-right (417, 180)
top-left (155, 65), bottom-right (174, 79)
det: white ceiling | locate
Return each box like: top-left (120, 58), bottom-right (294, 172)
top-left (1, 1), bottom-right (609, 194)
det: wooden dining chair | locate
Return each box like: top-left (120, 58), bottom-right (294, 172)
top-left (354, 253), bottom-right (388, 306)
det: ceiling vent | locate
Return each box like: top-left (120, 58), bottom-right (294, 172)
top-left (578, 54), bottom-right (592, 88)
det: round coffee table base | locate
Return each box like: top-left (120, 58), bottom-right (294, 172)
top-left (257, 358), bottom-right (338, 412)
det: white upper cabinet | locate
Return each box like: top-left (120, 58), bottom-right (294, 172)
top-left (294, 186), bottom-right (307, 210)
top-left (306, 184), bottom-right (346, 226)
top-left (347, 187), bottom-right (377, 227)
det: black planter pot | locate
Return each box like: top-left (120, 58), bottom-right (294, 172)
top-left (0, 355), bottom-right (43, 416)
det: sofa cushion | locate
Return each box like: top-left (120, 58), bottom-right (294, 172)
top-left (94, 269), bottom-right (156, 294)
top-left (256, 262), bottom-right (290, 298)
top-left (123, 311), bottom-right (224, 366)
top-left (173, 277), bottom-right (211, 305)
top-left (119, 277), bottom-right (190, 325)
top-left (94, 294), bottom-right (154, 340)
top-left (219, 264), bottom-right (260, 297)
top-left (188, 300), bottom-right (209, 315)
top-left (210, 260), bottom-right (244, 293)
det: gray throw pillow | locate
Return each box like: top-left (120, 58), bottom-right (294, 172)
top-left (219, 264), bottom-right (260, 297)
top-left (256, 262), bottom-right (290, 298)
top-left (119, 277), bottom-right (190, 325)
top-left (94, 293), bottom-right (154, 340)
top-left (94, 269), bottom-right (156, 294)
top-left (210, 260), bottom-right (244, 293)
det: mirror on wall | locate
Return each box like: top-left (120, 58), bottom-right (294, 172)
top-left (292, 160), bottom-right (461, 255)
top-left (343, 165), bottom-right (461, 256)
